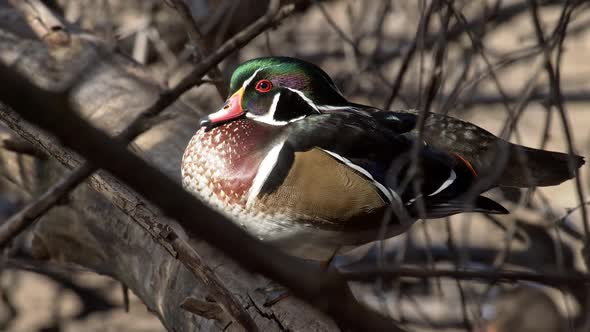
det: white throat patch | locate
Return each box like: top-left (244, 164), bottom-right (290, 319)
top-left (246, 93), bottom-right (288, 125)
top-left (246, 92), bottom-right (308, 126)
top-left (242, 67), bottom-right (265, 90)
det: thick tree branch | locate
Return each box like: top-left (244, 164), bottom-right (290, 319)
top-left (0, 104), bottom-right (258, 331)
top-left (0, 62), bottom-right (405, 332)
top-left (0, 0), bottom-right (295, 258)
top-left (0, 1), bottom-right (298, 329)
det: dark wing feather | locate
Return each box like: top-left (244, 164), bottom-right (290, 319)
top-left (284, 112), bottom-right (405, 160)
top-left (417, 196), bottom-right (509, 219)
top-left (278, 111), bottom-right (505, 217)
top-left (377, 109), bottom-right (584, 188)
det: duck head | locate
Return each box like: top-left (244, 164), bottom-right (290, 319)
top-left (200, 57), bottom-right (349, 128)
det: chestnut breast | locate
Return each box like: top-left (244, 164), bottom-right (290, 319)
top-left (182, 119), bottom-right (282, 207)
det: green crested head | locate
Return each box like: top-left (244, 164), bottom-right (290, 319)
top-left (228, 57), bottom-right (347, 106)
top-left (201, 57), bottom-right (349, 128)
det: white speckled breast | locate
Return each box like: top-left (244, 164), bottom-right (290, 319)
top-left (181, 119), bottom-right (405, 260)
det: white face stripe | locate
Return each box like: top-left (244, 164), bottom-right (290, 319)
top-left (247, 113), bottom-right (306, 126)
top-left (246, 92), bottom-right (283, 125)
top-left (240, 64), bottom-right (284, 90)
top-left (286, 88), bottom-right (320, 113)
top-left (428, 169), bottom-right (457, 197)
top-left (321, 149), bottom-right (393, 203)
top-left (245, 92), bottom-right (292, 126)
top-left (316, 105), bottom-right (355, 111)
top-left (247, 141), bottom-right (285, 207)
top-left (406, 194), bottom-right (423, 205)
top-left (269, 91), bottom-right (281, 114)
top-left (246, 88), bottom-right (318, 126)
top-left (317, 105), bottom-right (393, 119)
top-left (242, 67), bottom-right (265, 90)
top-left (242, 69), bottom-right (289, 126)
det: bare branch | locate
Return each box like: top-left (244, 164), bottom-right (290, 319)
top-left (1, 137), bottom-right (44, 158)
top-left (8, 0), bottom-right (70, 47)
top-left (342, 266), bottom-right (590, 287)
top-left (382, 0), bottom-right (436, 110)
top-left (165, 0), bottom-right (228, 97)
top-left (528, 0), bottom-right (589, 242)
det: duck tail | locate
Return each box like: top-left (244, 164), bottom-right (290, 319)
top-left (387, 110), bottom-right (584, 189)
top-left (497, 145), bottom-right (585, 188)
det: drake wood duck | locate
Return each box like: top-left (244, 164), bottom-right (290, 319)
top-left (182, 57), bottom-right (584, 261)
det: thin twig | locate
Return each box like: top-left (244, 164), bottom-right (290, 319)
top-left (528, 0), bottom-right (589, 242)
top-left (382, 0), bottom-right (436, 110)
top-left (342, 266), bottom-right (590, 287)
top-left (373, 0), bottom-right (562, 65)
top-left (1, 137), bottom-right (44, 158)
top-left (165, 0), bottom-right (228, 98)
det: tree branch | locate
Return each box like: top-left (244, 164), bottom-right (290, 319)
top-left (165, 0), bottom-right (228, 98)
top-left (342, 266), bottom-right (590, 287)
top-left (528, 0), bottom-right (589, 242)
top-left (0, 58), bottom-right (405, 332)
top-left (0, 0), bottom-right (298, 329)
top-left (7, 0), bottom-right (70, 48)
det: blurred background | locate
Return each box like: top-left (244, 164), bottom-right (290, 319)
top-left (1, 0), bottom-right (590, 331)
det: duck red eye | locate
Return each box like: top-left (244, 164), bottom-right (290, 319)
top-left (255, 80), bottom-right (273, 93)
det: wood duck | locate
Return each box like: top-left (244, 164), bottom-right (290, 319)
top-left (182, 56), bottom-right (584, 261)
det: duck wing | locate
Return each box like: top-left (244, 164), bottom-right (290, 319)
top-left (263, 112), bottom-right (508, 219)
top-left (368, 109), bottom-right (584, 188)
